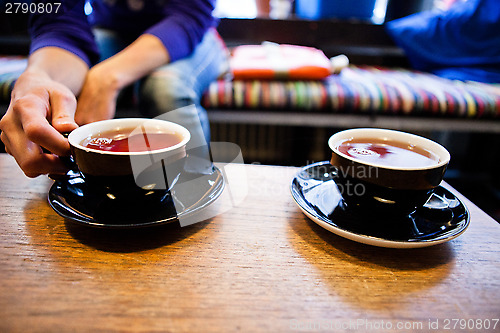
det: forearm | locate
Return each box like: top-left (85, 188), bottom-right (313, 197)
top-left (26, 47), bottom-right (89, 95)
top-left (73, 34), bottom-right (170, 124)
top-left (91, 34), bottom-right (170, 91)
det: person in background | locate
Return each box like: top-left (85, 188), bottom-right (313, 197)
top-left (386, 0), bottom-right (500, 83)
top-left (0, 0), bottom-right (228, 177)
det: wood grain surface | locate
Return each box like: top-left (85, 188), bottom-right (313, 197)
top-left (0, 154), bottom-right (499, 332)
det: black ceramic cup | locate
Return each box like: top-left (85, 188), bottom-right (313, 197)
top-left (67, 118), bottom-right (190, 194)
top-left (328, 128), bottom-right (450, 217)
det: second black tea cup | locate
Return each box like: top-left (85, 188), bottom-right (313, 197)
top-left (328, 128), bottom-right (450, 217)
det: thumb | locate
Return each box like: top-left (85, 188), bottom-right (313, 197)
top-left (49, 89), bottom-right (79, 134)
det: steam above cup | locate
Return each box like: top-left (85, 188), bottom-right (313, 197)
top-left (328, 128), bottom-right (450, 217)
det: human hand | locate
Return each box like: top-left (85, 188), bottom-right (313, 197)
top-left (0, 70), bottom-right (79, 177)
top-left (75, 63), bottom-right (120, 125)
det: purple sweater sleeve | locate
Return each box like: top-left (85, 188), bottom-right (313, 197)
top-left (144, 0), bottom-right (216, 62)
top-left (28, 0), bottom-right (216, 66)
top-left (29, 1), bottom-right (100, 67)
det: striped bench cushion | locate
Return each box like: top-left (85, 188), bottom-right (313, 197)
top-left (202, 65), bottom-right (500, 119)
top-left (2, 56), bottom-right (499, 119)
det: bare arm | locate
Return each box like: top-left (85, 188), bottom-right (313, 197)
top-left (27, 47), bottom-right (89, 95)
top-left (75, 34), bottom-right (170, 124)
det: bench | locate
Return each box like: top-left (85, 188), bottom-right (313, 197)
top-left (203, 64), bottom-right (500, 133)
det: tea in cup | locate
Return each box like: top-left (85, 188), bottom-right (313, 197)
top-left (328, 128), bottom-right (450, 216)
top-left (67, 118), bottom-right (190, 194)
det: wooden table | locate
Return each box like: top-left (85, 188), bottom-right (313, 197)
top-left (0, 153), bottom-right (499, 332)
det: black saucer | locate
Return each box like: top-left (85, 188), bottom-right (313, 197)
top-left (290, 161), bottom-right (470, 248)
top-left (49, 167), bottom-right (224, 228)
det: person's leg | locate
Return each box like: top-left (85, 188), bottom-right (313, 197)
top-left (92, 28), bottom-right (131, 61)
top-left (138, 28), bottom-right (229, 145)
top-left (138, 28), bottom-right (229, 174)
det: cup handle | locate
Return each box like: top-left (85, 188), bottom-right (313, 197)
top-left (48, 155), bottom-right (80, 181)
top-left (43, 132), bottom-right (80, 181)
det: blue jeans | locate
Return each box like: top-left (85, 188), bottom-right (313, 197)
top-left (93, 27), bottom-right (229, 146)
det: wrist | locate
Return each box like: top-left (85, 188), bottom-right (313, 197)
top-left (11, 68), bottom-right (52, 100)
top-left (87, 63), bottom-right (124, 94)
top-left (27, 47), bottom-right (89, 94)
top-left (23, 66), bottom-right (50, 78)
top-left (88, 34), bottom-right (169, 91)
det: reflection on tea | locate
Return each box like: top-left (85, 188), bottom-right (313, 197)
top-left (336, 138), bottom-right (440, 168)
top-left (81, 127), bottom-right (183, 152)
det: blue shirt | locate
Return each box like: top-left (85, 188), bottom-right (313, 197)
top-left (386, 0), bottom-right (500, 83)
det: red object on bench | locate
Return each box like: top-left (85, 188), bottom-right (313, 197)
top-left (230, 43), bottom-right (333, 80)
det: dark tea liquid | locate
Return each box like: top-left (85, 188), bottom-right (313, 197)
top-left (81, 127), bottom-right (183, 152)
top-left (337, 138), bottom-right (440, 168)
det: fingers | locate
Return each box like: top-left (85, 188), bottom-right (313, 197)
top-left (50, 88), bottom-right (79, 134)
top-left (1, 121), bottom-right (68, 178)
top-left (0, 131), bottom-right (10, 155)
top-left (17, 143), bottom-right (69, 178)
top-left (0, 80), bottom-right (79, 177)
top-left (16, 93), bottom-right (72, 157)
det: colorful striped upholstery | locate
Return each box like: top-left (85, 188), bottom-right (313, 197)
top-left (202, 65), bottom-right (500, 118)
top-left (2, 55), bottom-right (499, 119)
